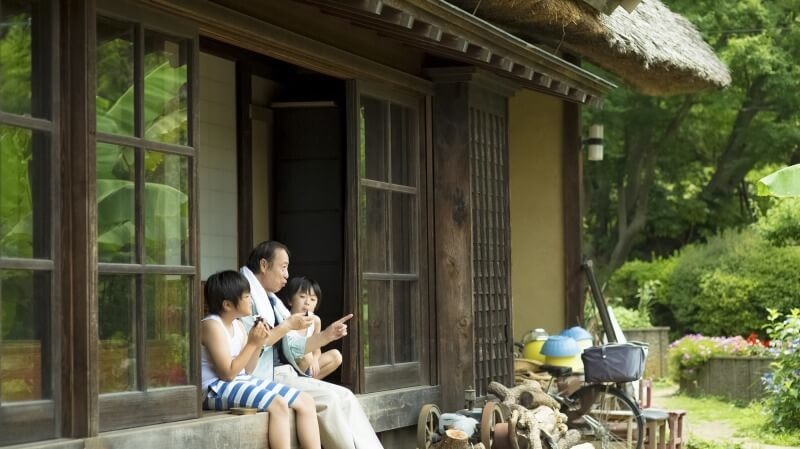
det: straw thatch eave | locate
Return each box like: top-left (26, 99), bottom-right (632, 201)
top-left (448, 0), bottom-right (731, 96)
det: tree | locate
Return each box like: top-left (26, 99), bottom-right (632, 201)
top-left (584, 0), bottom-right (800, 276)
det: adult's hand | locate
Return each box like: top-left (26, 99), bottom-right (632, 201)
top-left (321, 314), bottom-right (354, 343)
top-left (285, 313), bottom-right (315, 331)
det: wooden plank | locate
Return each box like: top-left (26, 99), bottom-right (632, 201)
top-left (343, 80), bottom-right (361, 392)
top-left (431, 79), bottom-right (475, 411)
top-left (568, 87), bottom-right (588, 103)
top-left (60, 0), bottom-right (99, 438)
top-left (99, 387), bottom-right (198, 431)
top-left (562, 70), bottom-right (583, 326)
top-left (0, 258), bottom-right (54, 270)
top-left (533, 72), bottom-right (553, 88)
top-left (358, 386), bottom-right (440, 432)
top-left (236, 62), bottom-right (253, 266)
top-left (365, 363), bottom-right (422, 392)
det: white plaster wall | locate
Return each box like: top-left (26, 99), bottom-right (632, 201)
top-left (198, 53), bottom-right (238, 280)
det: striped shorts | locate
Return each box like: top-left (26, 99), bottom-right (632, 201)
top-left (203, 375), bottom-right (301, 412)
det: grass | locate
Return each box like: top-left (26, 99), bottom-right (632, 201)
top-left (655, 385), bottom-right (800, 447)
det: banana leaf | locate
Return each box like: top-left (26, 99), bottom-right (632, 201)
top-left (756, 164), bottom-right (800, 198)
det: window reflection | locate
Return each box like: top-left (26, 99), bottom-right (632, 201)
top-left (0, 0), bottom-right (51, 118)
top-left (144, 31), bottom-right (189, 145)
top-left (145, 275), bottom-right (189, 388)
top-left (144, 151), bottom-right (190, 265)
top-left (0, 270), bottom-right (51, 401)
top-left (99, 275), bottom-right (136, 393)
top-left (96, 18), bottom-right (135, 136)
top-left (97, 143), bottom-right (136, 263)
top-left (0, 125), bottom-right (51, 259)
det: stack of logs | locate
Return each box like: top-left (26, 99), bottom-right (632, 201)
top-left (487, 380), bottom-right (582, 449)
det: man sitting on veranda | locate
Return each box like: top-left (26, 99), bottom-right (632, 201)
top-left (239, 240), bottom-right (384, 449)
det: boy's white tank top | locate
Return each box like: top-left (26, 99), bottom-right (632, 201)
top-left (200, 314), bottom-right (247, 391)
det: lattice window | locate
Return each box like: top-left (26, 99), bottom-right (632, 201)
top-left (470, 105), bottom-right (513, 396)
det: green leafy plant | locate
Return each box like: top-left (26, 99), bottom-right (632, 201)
top-left (763, 308), bottom-right (800, 431)
top-left (754, 197), bottom-right (800, 247)
top-left (668, 334), bottom-right (770, 386)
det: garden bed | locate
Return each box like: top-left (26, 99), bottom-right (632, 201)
top-left (680, 356), bottom-right (773, 402)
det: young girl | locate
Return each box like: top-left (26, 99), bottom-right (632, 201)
top-left (279, 276), bottom-right (343, 380)
top-left (201, 270), bottom-right (321, 449)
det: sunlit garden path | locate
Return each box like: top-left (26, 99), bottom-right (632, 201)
top-left (652, 384), bottom-right (800, 449)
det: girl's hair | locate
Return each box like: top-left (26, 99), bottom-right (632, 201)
top-left (204, 270), bottom-right (251, 315)
top-left (279, 276), bottom-right (322, 311)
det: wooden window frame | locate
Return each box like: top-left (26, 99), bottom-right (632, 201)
top-left (349, 81), bottom-right (432, 393)
top-left (95, 0), bottom-right (201, 431)
top-left (0, 0), bottom-right (61, 444)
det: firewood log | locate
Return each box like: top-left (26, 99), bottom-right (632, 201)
top-left (431, 429), bottom-right (486, 449)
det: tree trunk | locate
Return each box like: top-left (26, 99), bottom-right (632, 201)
top-left (432, 429), bottom-right (475, 449)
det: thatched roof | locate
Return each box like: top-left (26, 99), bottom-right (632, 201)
top-left (448, 0), bottom-right (731, 95)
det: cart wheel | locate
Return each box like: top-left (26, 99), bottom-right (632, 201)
top-left (480, 402), bottom-right (507, 448)
top-left (416, 404), bottom-right (441, 449)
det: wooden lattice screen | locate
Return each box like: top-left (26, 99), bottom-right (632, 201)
top-left (469, 102), bottom-right (514, 397)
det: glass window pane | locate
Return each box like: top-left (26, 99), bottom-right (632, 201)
top-left (0, 0), bottom-right (51, 118)
top-left (97, 143), bottom-right (135, 263)
top-left (144, 151), bottom-right (190, 265)
top-left (0, 125), bottom-right (51, 259)
top-left (145, 275), bottom-right (190, 388)
top-left (96, 17), bottom-right (135, 136)
top-left (0, 270), bottom-right (51, 401)
top-left (144, 31), bottom-right (189, 145)
top-left (360, 96), bottom-right (387, 182)
top-left (390, 103), bottom-right (416, 186)
top-left (361, 188), bottom-right (388, 273)
top-left (393, 281), bottom-right (418, 363)
top-left (99, 274), bottom-right (136, 393)
top-left (362, 280), bottom-right (389, 367)
top-left (391, 192), bottom-right (416, 273)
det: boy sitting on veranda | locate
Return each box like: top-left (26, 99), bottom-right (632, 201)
top-left (201, 270), bottom-right (321, 449)
top-left (279, 276), bottom-right (343, 380)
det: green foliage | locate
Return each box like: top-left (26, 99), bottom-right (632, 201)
top-left (667, 334), bottom-right (770, 385)
top-left (583, 0), bottom-right (800, 271)
top-left (754, 197), bottom-right (800, 246)
top-left (609, 305), bottom-right (652, 329)
top-left (757, 163), bottom-right (800, 198)
top-left (763, 309), bottom-right (800, 431)
top-left (651, 228), bottom-right (800, 336)
top-left (607, 258), bottom-right (675, 308)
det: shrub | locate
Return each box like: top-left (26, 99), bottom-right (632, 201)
top-left (610, 305), bottom-right (652, 329)
top-left (755, 197), bottom-right (800, 247)
top-left (607, 258), bottom-right (675, 309)
top-left (668, 334), bottom-right (770, 385)
top-left (763, 309), bottom-right (800, 431)
top-left (662, 229), bottom-right (800, 336)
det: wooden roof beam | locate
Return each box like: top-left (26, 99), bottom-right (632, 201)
top-left (533, 72), bottom-right (552, 88)
top-left (489, 54), bottom-right (514, 72)
top-left (511, 63), bottom-right (534, 80)
top-left (550, 79), bottom-right (571, 95)
top-left (380, 5), bottom-right (414, 28)
top-left (466, 43), bottom-right (492, 63)
top-left (441, 33), bottom-right (469, 53)
top-left (343, 0), bottom-right (383, 15)
top-left (411, 21), bottom-right (443, 41)
top-left (568, 87), bottom-right (588, 103)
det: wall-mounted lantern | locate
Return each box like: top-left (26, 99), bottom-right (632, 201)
top-left (585, 124), bottom-right (604, 161)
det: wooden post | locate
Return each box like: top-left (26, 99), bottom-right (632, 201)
top-left (61, 0), bottom-right (99, 437)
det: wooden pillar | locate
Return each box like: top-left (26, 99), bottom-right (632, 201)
top-left (61, 0), bottom-right (99, 437)
top-left (562, 81), bottom-right (584, 327)
top-left (431, 76), bottom-right (475, 411)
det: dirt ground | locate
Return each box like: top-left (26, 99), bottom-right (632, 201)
top-left (651, 384), bottom-right (799, 449)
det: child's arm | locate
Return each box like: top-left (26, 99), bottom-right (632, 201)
top-left (312, 316), bottom-right (322, 360)
top-left (202, 320), bottom-right (267, 381)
